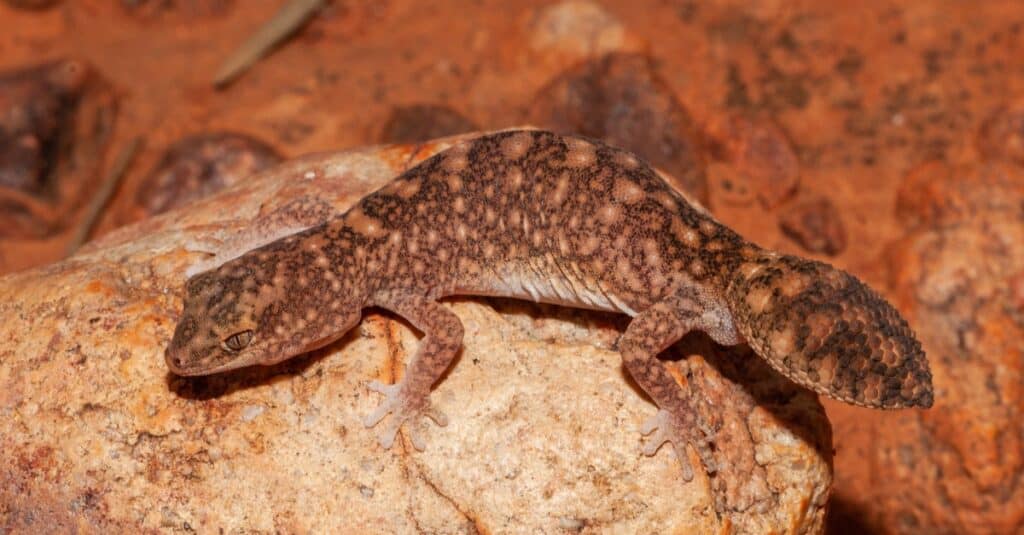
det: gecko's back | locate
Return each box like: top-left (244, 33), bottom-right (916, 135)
top-left (358, 130), bottom-right (745, 314)
top-left (168, 130), bottom-right (932, 474)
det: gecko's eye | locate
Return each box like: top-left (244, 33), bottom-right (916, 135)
top-left (223, 330), bottom-right (254, 352)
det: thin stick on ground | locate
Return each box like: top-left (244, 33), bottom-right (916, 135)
top-left (213, 0), bottom-right (326, 89)
top-left (66, 136), bottom-right (142, 256)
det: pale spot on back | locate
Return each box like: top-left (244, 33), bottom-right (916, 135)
top-left (642, 239), bottom-right (662, 267)
top-left (506, 167), bottom-right (524, 189)
top-left (551, 172), bottom-right (571, 206)
top-left (564, 138), bottom-right (597, 168)
top-left (443, 143), bottom-right (470, 172)
top-left (653, 192), bottom-right (678, 211)
top-left (500, 131), bottom-right (534, 159)
top-left (447, 174), bottom-right (464, 192)
top-left (597, 204), bottom-right (623, 225)
top-left (745, 285), bottom-right (773, 314)
top-left (346, 207), bottom-right (388, 239)
top-left (394, 179), bottom-right (421, 199)
top-left (689, 259), bottom-right (706, 278)
top-left (557, 234), bottom-right (571, 255)
top-left (531, 230), bottom-right (544, 247)
top-left (579, 235), bottom-right (601, 255)
top-left (674, 219), bottom-right (702, 248)
top-left (805, 312), bottom-right (833, 352)
top-left (779, 271), bottom-right (810, 298)
top-left (770, 326), bottom-right (796, 357)
top-left (737, 261), bottom-right (766, 281)
top-left (613, 177), bottom-right (645, 204)
top-left (613, 151), bottom-right (639, 168)
top-left (814, 352), bottom-right (838, 384)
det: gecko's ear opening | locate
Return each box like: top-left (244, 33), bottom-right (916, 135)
top-left (724, 252), bottom-right (933, 409)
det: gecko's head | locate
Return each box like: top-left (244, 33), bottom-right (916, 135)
top-left (166, 255), bottom-right (363, 377)
top-left (724, 252), bottom-right (933, 409)
top-left (165, 268), bottom-right (275, 376)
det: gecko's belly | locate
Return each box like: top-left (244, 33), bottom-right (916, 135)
top-left (462, 258), bottom-right (642, 316)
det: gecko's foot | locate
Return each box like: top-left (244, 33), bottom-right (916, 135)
top-left (363, 380), bottom-right (449, 451)
top-left (639, 409), bottom-right (716, 481)
top-left (183, 235), bottom-right (230, 277)
top-left (183, 234), bottom-right (227, 255)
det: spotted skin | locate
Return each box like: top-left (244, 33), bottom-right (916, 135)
top-left (166, 130), bottom-right (933, 479)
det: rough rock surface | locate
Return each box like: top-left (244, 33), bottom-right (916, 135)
top-left (0, 58), bottom-right (117, 250)
top-left (828, 159), bottom-right (1024, 534)
top-left (0, 133), bottom-right (832, 533)
top-left (126, 132), bottom-right (282, 220)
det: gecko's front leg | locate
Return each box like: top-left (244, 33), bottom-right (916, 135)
top-left (620, 288), bottom-right (740, 481)
top-left (364, 294), bottom-right (463, 450)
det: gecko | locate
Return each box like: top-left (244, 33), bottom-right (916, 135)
top-left (165, 129), bottom-right (933, 480)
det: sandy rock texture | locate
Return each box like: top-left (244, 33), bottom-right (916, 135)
top-left (828, 158), bottom-right (1024, 534)
top-left (6, 1), bottom-right (1022, 531)
top-left (0, 133), bottom-right (832, 533)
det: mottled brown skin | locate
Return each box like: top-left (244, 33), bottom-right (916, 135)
top-left (166, 130), bottom-right (932, 479)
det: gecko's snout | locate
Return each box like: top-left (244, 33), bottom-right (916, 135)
top-left (165, 318), bottom-right (205, 376)
top-left (724, 252), bottom-right (933, 409)
top-left (165, 350), bottom-right (190, 376)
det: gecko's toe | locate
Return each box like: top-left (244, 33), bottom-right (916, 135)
top-left (366, 380), bottom-right (400, 396)
top-left (423, 405), bottom-right (449, 427)
top-left (364, 379), bottom-right (445, 450)
top-left (363, 381), bottom-right (402, 427)
top-left (639, 409), bottom-right (715, 481)
top-left (639, 410), bottom-right (671, 455)
top-left (407, 425), bottom-right (428, 451)
top-left (377, 417), bottom-right (402, 449)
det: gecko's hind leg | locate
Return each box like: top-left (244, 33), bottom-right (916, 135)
top-left (620, 290), bottom-right (733, 481)
top-left (364, 294), bottom-right (462, 450)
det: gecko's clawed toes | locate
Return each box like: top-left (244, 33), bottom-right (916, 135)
top-left (364, 379), bottom-right (444, 450)
top-left (639, 409), bottom-right (715, 481)
top-left (407, 425), bottom-right (428, 451)
top-left (377, 417), bottom-right (402, 449)
top-left (367, 380), bottom-right (401, 396)
top-left (423, 405), bottom-right (449, 427)
top-left (184, 234), bottom-right (226, 254)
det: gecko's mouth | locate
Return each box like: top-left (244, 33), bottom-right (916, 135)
top-left (164, 349), bottom-right (203, 376)
top-left (164, 348), bottom-right (236, 376)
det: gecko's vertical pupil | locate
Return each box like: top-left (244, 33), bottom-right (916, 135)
top-left (224, 330), bottom-right (254, 351)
